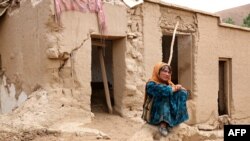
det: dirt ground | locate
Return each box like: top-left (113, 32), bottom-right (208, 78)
top-left (0, 110), bottom-right (224, 141)
top-left (81, 89), bottom-right (144, 141)
top-left (0, 89), bottom-right (224, 141)
top-left (0, 111), bottom-right (143, 141)
top-left (36, 112), bottom-right (143, 141)
top-left (83, 112), bottom-right (143, 141)
top-left (0, 88), bottom-right (144, 141)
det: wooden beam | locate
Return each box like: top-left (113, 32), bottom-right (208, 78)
top-left (91, 34), bottom-right (125, 40)
top-left (92, 40), bottom-right (106, 47)
top-left (98, 47), bottom-right (113, 114)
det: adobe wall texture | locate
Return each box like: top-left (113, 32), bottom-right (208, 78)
top-left (197, 13), bottom-right (250, 124)
top-left (0, 0), bottom-right (249, 126)
top-left (0, 0), bottom-right (50, 94)
top-left (0, 0), bottom-right (50, 113)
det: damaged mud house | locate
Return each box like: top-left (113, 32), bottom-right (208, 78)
top-left (0, 0), bottom-right (250, 140)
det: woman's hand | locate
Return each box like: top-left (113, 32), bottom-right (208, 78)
top-left (172, 84), bottom-right (185, 92)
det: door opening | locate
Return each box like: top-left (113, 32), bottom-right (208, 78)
top-left (91, 38), bottom-right (114, 113)
top-left (162, 34), bottom-right (193, 93)
top-left (162, 35), bottom-right (178, 84)
top-left (218, 58), bottom-right (231, 116)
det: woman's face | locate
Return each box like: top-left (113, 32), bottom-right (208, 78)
top-left (159, 66), bottom-right (171, 82)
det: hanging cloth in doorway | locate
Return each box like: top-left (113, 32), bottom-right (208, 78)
top-left (54, 0), bottom-right (107, 33)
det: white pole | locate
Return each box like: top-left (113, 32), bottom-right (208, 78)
top-left (168, 21), bottom-right (179, 65)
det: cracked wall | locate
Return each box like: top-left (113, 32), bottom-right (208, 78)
top-left (0, 0), bottom-right (50, 113)
top-left (0, 74), bottom-right (27, 114)
top-left (119, 4), bottom-right (146, 118)
top-left (45, 1), bottom-right (128, 118)
top-left (0, 0), bottom-right (250, 126)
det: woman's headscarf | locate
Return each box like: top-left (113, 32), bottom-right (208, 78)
top-left (143, 62), bottom-right (175, 106)
top-left (148, 62), bottom-right (175, 86)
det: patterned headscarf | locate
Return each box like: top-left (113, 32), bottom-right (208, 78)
top-left (148, 62), bottom-right (175, 86)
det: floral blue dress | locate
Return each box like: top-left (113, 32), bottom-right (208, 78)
top-left (146, 81), bottom-right (189, 127)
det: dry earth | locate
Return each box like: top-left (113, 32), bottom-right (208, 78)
top-left (0, 89), bottom-right (225, 141)
top-left (0, 89), bottom-right (143, 141)
top-left (0, 109), bottom-right (143, 141)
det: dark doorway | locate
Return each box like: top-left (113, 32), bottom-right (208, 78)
top-left (162, 35), bottom-right (178, 84)
top-left (218, 59), bottom-right (231, 115)
top-left (91, 38), bottom-right (114, 113)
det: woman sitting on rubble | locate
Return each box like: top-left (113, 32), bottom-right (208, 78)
top-left (142, 62), bottom-right (189, 136)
